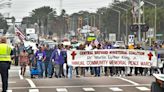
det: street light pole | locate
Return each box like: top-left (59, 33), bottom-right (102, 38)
top-left (143, 0), bottom-right (157, 41)
top-left (99, 12), bottom-right (103, 30)
top-left (47, 10), bottom-right (56, 36)
top-left (155, 4), bottom-right (157, 40)
top-left (93, 15), bottom-right (96, 27)
top-left (110, 8), bottom-right (121, 41)
top-left (113, 5), bottom-right (128, 44)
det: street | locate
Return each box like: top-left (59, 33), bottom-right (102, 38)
top-left (0, 65), bottom-right (154, 92)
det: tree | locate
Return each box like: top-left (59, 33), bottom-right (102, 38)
top-left (0, 13), bottom-right (8, 34)
top-left (21, 6), bottom-right (55, 36)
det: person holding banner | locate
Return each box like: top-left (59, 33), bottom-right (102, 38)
top-left (65, 45), bottom-right (72, 79)
top-left (76, 44), bottom-right (85, 77)
top-left (103, 42), bottom-right (113, 76)
top-left (94, 44), bottom-right (101, 77)
top-left (135, 43), bottom-right (144, 76)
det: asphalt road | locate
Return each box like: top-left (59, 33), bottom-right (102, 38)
top-left (0, 66), bottom-right (154, 92)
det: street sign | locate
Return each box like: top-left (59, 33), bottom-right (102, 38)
top-left (109, 33), bottom-right (116, 42)
top-left (147, 28), bottom-right (154, 38)
top-left (156, 34), bottom-right (163, 37)
top-left (128, 35), bottom-right (135, 45)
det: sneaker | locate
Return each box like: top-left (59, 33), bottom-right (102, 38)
top-left (49, 76), bottom-right (52, 78)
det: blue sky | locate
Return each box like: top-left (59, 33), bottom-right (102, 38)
top-left (0, 0), bottom-right (126, 22)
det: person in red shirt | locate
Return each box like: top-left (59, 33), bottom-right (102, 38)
top-left (19, 49), bottom-right (29, 76)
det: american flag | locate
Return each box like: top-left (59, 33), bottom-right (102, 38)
top-left (15, 26), bottom-right (26, 41)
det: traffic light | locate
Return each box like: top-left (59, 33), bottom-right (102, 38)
top-left (130, 24), bottom-right (149, 32)
top-left (141, 24), bottom-right (149, 32)
top-left (130, 24), bottom-right (139, 32)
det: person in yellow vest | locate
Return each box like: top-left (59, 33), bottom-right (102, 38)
top-left (0, 37), bottom-right (13, 92)
top-left (128, 44), bottom-right (135, 49)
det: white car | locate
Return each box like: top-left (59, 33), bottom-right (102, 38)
top-left (113, 41), bottom-right (126, 48)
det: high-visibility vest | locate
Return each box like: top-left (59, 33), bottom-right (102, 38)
top-left (0, 44), bottom-right (12, 61)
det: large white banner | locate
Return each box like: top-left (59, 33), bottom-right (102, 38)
top-left (67, 49), bottom-right (157, 67)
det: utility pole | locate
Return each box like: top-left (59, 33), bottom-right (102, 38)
top-left (138, 0), bottom-right (141, 42)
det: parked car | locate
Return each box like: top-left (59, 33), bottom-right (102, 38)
top-left (113, 41), bottom-right (126, 48)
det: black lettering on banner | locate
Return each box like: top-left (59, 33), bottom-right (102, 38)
top-left (87, 56), bottom-right (92, 59)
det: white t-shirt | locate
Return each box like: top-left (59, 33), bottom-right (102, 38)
top-left (57, 49), bottom-right (61, 55)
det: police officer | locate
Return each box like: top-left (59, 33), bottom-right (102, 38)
top-left (0, 37), bottom-right (13, 92)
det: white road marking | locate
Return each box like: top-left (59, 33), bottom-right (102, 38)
top-left (29, 89), bottom-right (39, 92)
top-left (26, 78), bottom-right (36, 88)
top-left (3, 84), bottom-right (151, 90)
top-left (19, 70), bottom-right (24, 80)
top-left (8, 81), bottom-right (16, 84)
top-left (109, 87), bottom-right (123, 91)
top-left (56, 88), bottom-right (68, 92)
top-left (117, 77), bottom-right (139, 85)
top-left (136, 87), bottom-right (150, 91)
top-left (83, 88), bottom-right (95, 91)
top-left (0, 81), bottom-right (16, 84)
top-left (7, 90), bottom-right (12, 92)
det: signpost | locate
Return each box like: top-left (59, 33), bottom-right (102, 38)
top-left (109, 33), bottom-right (116, 42)
top-left (147, 28), bottom-right (154, 46)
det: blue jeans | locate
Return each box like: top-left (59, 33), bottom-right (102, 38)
top-left (94, 67), bottom-right (100, 77)
top-left (37, 61), bottom-right (45, 78)
top-left (68, 66), bottom-right (73, 79)
top-left (47, 61), bottom-right (53, 77)
top-left (44, 61), bottom-right (49, 77)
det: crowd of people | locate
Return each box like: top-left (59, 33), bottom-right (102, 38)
top-left (12, 40), bottom-right (164, 79)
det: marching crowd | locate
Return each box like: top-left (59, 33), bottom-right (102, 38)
top-left (12, 40), bottom-right (164, 79)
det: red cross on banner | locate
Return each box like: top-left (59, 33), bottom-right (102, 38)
top-left (148, 52), bottom-right (153, 61)
top-left (71, 51), bottom-right (77, 60)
